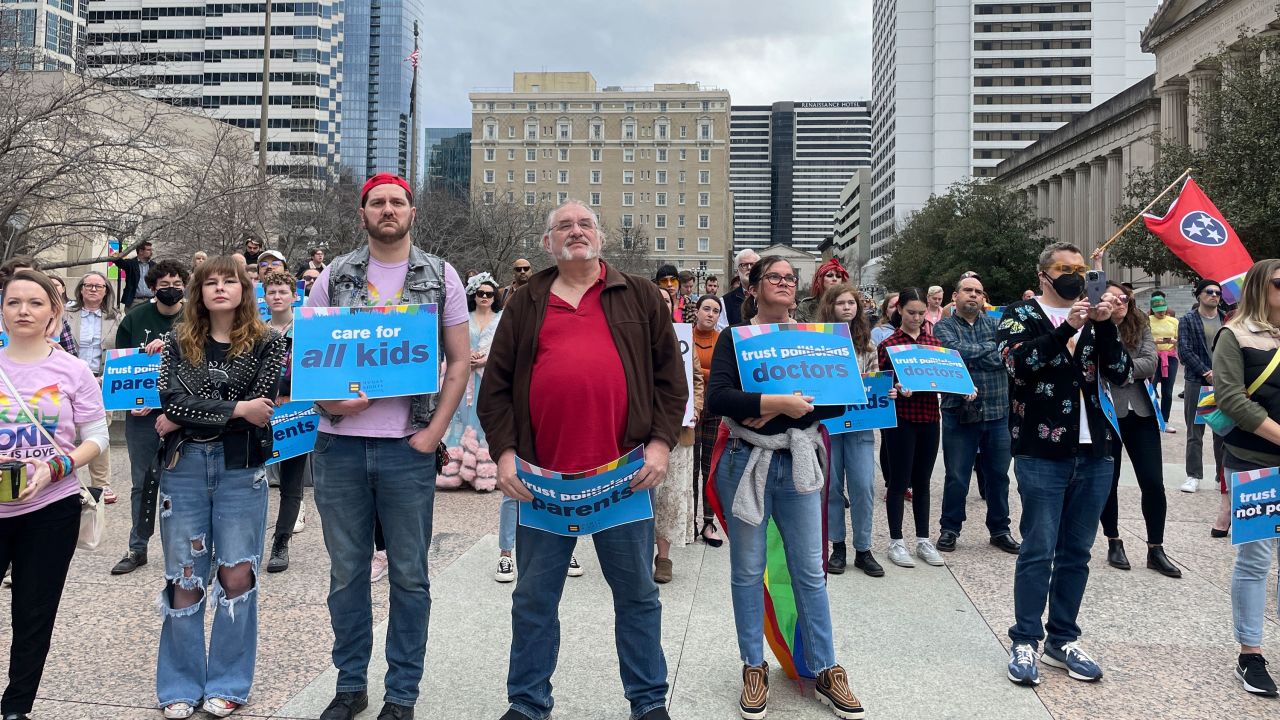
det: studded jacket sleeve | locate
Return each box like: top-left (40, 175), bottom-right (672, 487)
top-left (158, 331), bottom-right (287, 431)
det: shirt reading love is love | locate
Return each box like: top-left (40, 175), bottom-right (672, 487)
top-left (308, 256), bottom-right (468, 438)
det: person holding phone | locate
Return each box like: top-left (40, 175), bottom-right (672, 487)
top-left (153, 256), bottom-right (287, 719)
top-left (0, 270), bottom-right (108, 720)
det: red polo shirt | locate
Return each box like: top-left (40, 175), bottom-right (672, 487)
top-left (528, 262), bottom-right (629, 473)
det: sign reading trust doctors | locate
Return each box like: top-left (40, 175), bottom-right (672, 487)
top-left (732, 323), bottom-right (867, 406)
top-left (290, 304), bottom-right (440, 401)
top-left (885, 344), bottom-right (977, 396)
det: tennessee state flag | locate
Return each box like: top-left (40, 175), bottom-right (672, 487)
top-left (1143, 177), bottom-right (1253, 303)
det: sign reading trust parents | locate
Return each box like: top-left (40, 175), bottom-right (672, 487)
top-left (517, 446), bottom-right (654, 537)
top-left (731, 323), bottom-right (867, 406)
top-left (101, 348), bottom-right (161, 411)
top-left (884, 344), bottom-right (977, 396)
top-left (290, 304), bottom-right (439, 401)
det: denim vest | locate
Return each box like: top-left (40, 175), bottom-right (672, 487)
top-left (325, 244), bottom-right (447, 431)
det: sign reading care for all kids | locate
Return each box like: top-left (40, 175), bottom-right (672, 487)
top-left (291, 304), bottom-right (439, 401)
top-left (731, 323), bottom-right (866, 406)
top-left (517, 446), bottom-right (653, 537)
top-left (1230, 466), bottom-right (1280, 546)
top-left (101, 348), bottom-right (161, 411)
top-left (884, 344), bottom-right (977, 395)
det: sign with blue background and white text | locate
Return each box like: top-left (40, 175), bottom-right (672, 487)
top-left (266, 401), bottom-right (319, 465)
top-left (291, 304), bottom-right (439, 401)
top-left (1231, 466), bottom-right (1280, 546)
top-left (517, 447), bottom-right (653, 537)
top-left (102, 348), bottom-right (161, 410)
top-left (885, 344), bottom-right (977, 395)
top-left (731, 323), bottom-right (866, 406)
top-left (822, 372), bottom-right (897, 434)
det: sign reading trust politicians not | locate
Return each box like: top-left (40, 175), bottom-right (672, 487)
top-left (1230, 466), bottom-right (1280, 546)
top-left (517, 446), bottom-right (654, 537)
top-left (291, 304), bottom-right (439, 401)
top-left (731, 323), bottom-right (866, 406)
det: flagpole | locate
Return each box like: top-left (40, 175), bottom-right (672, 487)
top-left (408, 21), bottom-right (420, 191)
top-left (1095, 167), bottom-right (1193, 254)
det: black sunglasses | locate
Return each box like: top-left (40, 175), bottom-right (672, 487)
top-left (1270, 279), bottom-right (1280, 290)
top-left (1202, 288), bottom-right (1222, 296)
top-left (475, 291), bottom-right (495, 298)
top-left (513, 266), bottom-right (531, 272)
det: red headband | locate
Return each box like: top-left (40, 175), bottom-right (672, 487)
top-left (360, 173), bottom-right (413, 204)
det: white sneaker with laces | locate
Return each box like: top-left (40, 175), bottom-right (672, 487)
top-left (163, 702), bottom-right (195, 719)
top-left (915, 539), bottom-right (945, 566)
top-left (370, 550), bottom-right (389, 583)
top-left (887, 540), bottom-right (915, 568)
top-left (1180, 477), bottom-right (1200, 493)
top-left (495, 555), bottom-right (515, 583)
top-left (567, 555), bottom-right (584, 577)
top-left (293, 507), bottom-right (306, 534)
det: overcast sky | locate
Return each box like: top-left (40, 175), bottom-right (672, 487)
top-left (422, 0), bottom-right (873, 128)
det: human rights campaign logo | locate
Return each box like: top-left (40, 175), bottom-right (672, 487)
top-left (1180, 211), bottom-right (1228, 247)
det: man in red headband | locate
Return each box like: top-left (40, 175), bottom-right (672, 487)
top-left (796, 257), bottom-right (850, 322)
top-left (306, 173), bottom-right (470, 720)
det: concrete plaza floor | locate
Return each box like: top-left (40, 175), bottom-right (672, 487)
top-left (2, 397), bottom-right (1277, 719)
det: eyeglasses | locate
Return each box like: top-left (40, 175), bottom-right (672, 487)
top-left (762, 273), bottom-right (799, 287)
top-left (475, 291), bottom-right (495, 298)
top-left (657, 277), bottom-right (679, 287)
top-left (1044, 263), bottom-right (1089, 276)
top-left (81, 284), bottom-right (107, 291)
top-left (513, 266), bottom-right (531, 272)
top-left (737, 262), bottom-right (756, 272)
top-left (1202, 288), bottom-right (1222, 296)
top-left (552, 219), bottom-right (596, 233)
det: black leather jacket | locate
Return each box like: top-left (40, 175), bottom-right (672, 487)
top-left (157, 329), bottom-right (287, 469)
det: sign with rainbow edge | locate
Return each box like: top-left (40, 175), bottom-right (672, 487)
top-left (884, 344), bottom-right (976, 395)
top-left (730, 323), bottom-right (866, 406)
top-left (101, 348), bottom-right (161, 410)
top-left (291, 304), bottom-right (439, 401)
top-left (1230, 466), bottom-right (1280, 546)
top-left (516, 446), bottom-right (653, 537)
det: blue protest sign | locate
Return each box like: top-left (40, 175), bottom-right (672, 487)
top-left (291, 304), bottom-right (439, 401)
top-left (1099, 383), bottom-right (1120, 437)
top-left (1230, 466), bottom-right (1280, 546)
top-left (731, 323), bottom-right (866, 406)
top-left (266, 401), bottom-right (319, 466)
top-left (101, 348), bottom-right (161, 410)
top-left (1144, 380), bottom-right (1167, 433)
top-left (822, 372), bottom-right (897, 434)
top-left (517, 446), bottom-right (653, 536)
top-left (884, 344), bottom-right (977, 395)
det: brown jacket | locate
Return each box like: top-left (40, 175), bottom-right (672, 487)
top-left (478, 261), bottom-right (687, 465)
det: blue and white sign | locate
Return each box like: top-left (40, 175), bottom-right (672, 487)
top-left (1099, 383), bottom-right (1121, 437)
top-left (266, 401), bottom-right (319, 466)
top-left (517, 446), bottom-right (654, 537)
top-left (1144, 380), bottom-right (1167, 433)
top-left (101, 348), bottom-right (161, 410)
top-left (884, 344), bottom-right (977, 395)
top-left (731, 323), bottom-right (866, 406)
top-left (675, 323), bottom-right (695, 427)
top-left (822, 372), bottom-right (897, 434)
top-left (291, 304), bottom-right (439, 401)
top-left (1230, 466), bottom-right (1280, 546)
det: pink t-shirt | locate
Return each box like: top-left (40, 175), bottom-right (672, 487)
top-left (0, 349), bottom-right (106, 518)
top-left (307, 254), bottom-right (468, 438)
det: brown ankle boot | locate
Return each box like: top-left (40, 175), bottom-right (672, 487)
top-left (815, 665), bottom-right (865, 719)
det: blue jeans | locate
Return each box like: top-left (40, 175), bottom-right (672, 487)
top-left (311, 432), bottom-right (437, 707)
top-left (1226, 452), bottom-right (1280, 646)
top-left (939, 412), bottom-right (1012, 537)
top-left (499, 495), bottom-right (518, 553)
top-left (715, 438), bottom-right (836, 671)
top-left (155, 442), bottom-right (269, 708)
top-left (507, 520), bottom-right (667, 720)
top-left (1009, 453), bottom-right (1112, 650)
top-left (826, 430), bottom-right (875, 551)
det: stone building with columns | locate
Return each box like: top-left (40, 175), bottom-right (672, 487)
top-left (995, 0), bottom-right (1279, 288)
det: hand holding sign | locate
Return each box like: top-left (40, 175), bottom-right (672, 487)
top-left (732, 323), bottom-right (866, 405)
top-left (885, 344), bottom-right (976, 395)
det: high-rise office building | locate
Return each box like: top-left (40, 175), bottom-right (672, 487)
top-left (425, 127), bottom-right (470, 196)
top-left (866, 0), bottom-right (1157, 281)
top-left (729, 101), bottom-right (872, 253)
top-left (1, 0), bottom-right (86, 71)
top-left (340, 0), bottom-right (424, 181)
top-left (85, 1), bottom-right (344, 182)
top-left (470, 72), bottom-right (733, 277)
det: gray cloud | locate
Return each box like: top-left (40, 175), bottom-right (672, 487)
top-left (422, 0), bottom-right (872, 128)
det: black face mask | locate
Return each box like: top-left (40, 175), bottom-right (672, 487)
top-left (155, 287), bottom-right (184, 306)
top-left (1046, 272), bottom-right (1085, 301)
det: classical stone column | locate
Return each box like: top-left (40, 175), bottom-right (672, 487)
top-left (1073, 164), bottom-right (1090, 250)
top-left (1156, 82), bottom-right (1189, 146)
top-left (1186, 67), bottom-right (1220, 150)
top-left (1060, 170), bottom-right (1076, 242)
top-left (1089, 156), bottom-right (1108, 252)
top-left (1046, 176), bottom-right (1061, 240)
top-left (1105, 151), bottom-right (1124, 235)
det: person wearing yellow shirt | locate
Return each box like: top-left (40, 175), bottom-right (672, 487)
top-left (1149, 293), bottom-right (1179, 433)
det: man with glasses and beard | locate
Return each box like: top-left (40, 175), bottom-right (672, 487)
top-left (501, 258), bottom-right (533, 305)
top-left (1177, 278), bottom-right (1226, 493)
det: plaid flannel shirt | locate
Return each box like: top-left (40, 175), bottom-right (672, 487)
top-left (1177, 306), bottom-right (1225, 382)
top-left (877, 327), bottom-right (941, 424)
top-left (934, 312), bottom-right (1008, 421)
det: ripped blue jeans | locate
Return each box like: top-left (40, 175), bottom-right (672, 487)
top-left (155, 442), bottom-right (268, 708)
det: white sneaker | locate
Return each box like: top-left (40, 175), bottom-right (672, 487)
top-left (293, 507), bottom-right (306, 534)
top-left (915, 539), bottom-right (945, 566)
top-left (887, 540), bottom-right (915, 568)
top-left (163, 702), bottom-right (195, 719)
top-left (1180, 477), bottom-right (1200, 493)
top-left (495, 555), bottom-right (515, 583)
top-left (370, 550), bottom-right (389, 583)
top-left (567, 555), bottom-right (584, 577)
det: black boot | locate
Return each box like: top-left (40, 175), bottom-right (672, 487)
top-left (1146, 546), bottom-right (1182, 578)
top-left (267, 533), bottom-right (291, 573)
top-left (853, 549), bottom-right (885, 577)
top-left (827, 542), bottom-right (847, 574)
top-left (1107, 538), bottom-right (1130, 570)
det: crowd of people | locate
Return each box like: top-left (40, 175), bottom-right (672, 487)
top-left (0, 173), bottom-right (1277, 720)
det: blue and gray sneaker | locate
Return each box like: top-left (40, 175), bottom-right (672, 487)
top-left (1007, 643), bottom-right (1041, 686)
top-left (1042, 641), bottom-right (1103, 681)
